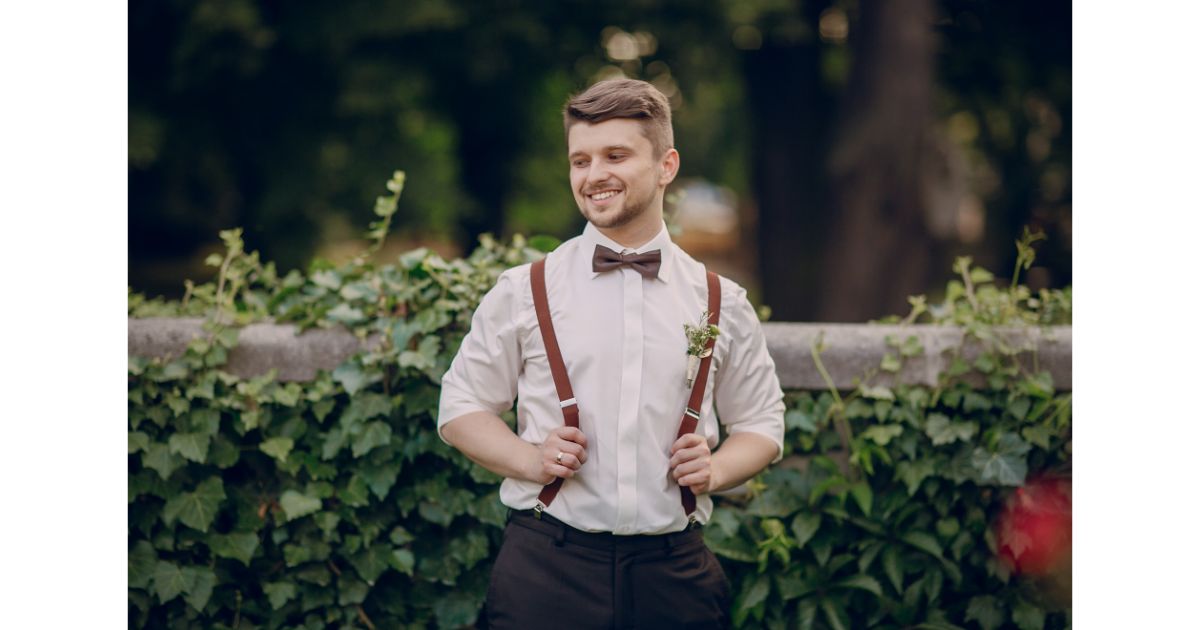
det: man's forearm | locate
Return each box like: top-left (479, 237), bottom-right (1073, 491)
top-left (709, 432), bottom-right (780, 493)
top-left (441, 411), bottom-right (540, 482)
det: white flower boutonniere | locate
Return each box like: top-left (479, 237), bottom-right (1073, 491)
top-left (683, 311), bottom-right (720, 388)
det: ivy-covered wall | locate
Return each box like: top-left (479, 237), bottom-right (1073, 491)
top-left (128, 174), bottom-right (1071, 629)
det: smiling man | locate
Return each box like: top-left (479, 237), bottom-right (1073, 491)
top-left (437, 79), bottom-right (785, 629)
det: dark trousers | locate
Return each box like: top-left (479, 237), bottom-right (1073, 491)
top-left (484, 511), bottom-right (732, 629)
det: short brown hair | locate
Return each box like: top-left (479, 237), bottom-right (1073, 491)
top-left (563, 79), bottom-right (674, 157)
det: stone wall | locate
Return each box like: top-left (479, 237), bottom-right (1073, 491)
top-left (128, 318), bottom-right (1071, 391)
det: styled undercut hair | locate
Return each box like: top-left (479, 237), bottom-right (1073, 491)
top-left (563, 79), bottom-right (674, 157)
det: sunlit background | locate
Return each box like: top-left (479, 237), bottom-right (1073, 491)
top-left (129, 0), bottom-right (1070, 322)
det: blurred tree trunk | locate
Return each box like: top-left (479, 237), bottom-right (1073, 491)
top-left (745, 0), bottom-right (835, 322)
top-left (816, 0), bottom-right (962, 321)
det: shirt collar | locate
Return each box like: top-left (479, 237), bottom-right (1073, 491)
top-left (581, 221), bottom-right (675, 284)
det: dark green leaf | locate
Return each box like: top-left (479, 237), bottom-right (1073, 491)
top-left (965, 595), bottom-right (1005, 630)
top-left (1012, 598), bottom-right (1047, 630)
top-left (925, 414), bottom-right (978, 446)
top-left (208, 532), bottom-right (259, 566)
top-left (142, 442), bottom-right (183, 480)
top-left (152, 561), bottom-right (187, 603)
top-left (263, 582), bottom-right (296, 610)
top-left (128, 541), bottom-right (157, 589)
top-left (900, 531), bottom-right (944, 558)
top-left (861, 424), bottom-right (903, 446)
top-left (279, 489), bottom-right (322, 521)
top-left (181, 566), bottom-right (216, 611)
top-left (894, 459), bottom-right (936, 496)
top-left (834, 574), bottom-right (882, 597)
top-left (882, 545), bottom-right (903, 593)
top-left (333, 361), bottom-right (368, 396)
top-left (128, 431), bottom-right (150, 454)
top-left (349, 543), bottom-right (392, 585)
top-left (259, 436), bottom-right (294, 462)
top-left (162, 477), bottom-right (225, 532)
top-left (352, 421), bottom-right (392, 458)
top-left (791, 513), bottom-right (822, 549)
top-left (972, 432), bottom-right (1031, 486)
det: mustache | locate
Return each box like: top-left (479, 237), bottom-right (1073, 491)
top-left (583, 183), bottom-right (623, 195)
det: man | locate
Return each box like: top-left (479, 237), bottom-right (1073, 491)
top-left (437, 79), bottom-right (785, 629)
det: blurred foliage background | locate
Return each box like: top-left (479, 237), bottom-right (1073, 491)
top-left (129, 0), bottom-right (1070, 322)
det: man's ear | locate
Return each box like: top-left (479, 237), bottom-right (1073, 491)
top-left (658, 148), bottom-right (680, 187)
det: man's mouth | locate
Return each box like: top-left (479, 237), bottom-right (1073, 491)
top-left (588, 189), bottom-right (621, 202)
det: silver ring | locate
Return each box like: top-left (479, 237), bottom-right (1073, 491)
top-left (555, 452), bottom-right (564, 465)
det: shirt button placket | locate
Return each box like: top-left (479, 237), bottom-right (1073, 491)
top-left (613, 264), bottom-right (644, 533)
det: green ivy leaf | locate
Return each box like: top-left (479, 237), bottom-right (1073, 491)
top-left (128, 431), bottom-right (150, 454)
top-left (925, 414), bottom-right (978, 446)
top-left (391, 548), bottom-right (415, 576)
top-left (333, 361), bottom-right (368, 396)
top-left (279, 489), bottom-right (322, 521)
top-left (349, 543), bottom-right (393, 585)
top-left (894, 459), bottom-right (936, 496)
top-left (263, 581), bottom-right (297, 610)
top-left (128, 541), bottom-right (157, 589)
top-left (861, 424), bottom-right (903, 446)
top-left (142, 442), bottom-right (183, 480)
top-left (341, 475), bottom-right (371, 508)
top-left (965, 595), bottom-right (1005, 630)
top-left (162, 477), bottom-right (226, 532)
top-left (1021, 424), bottom-right (1055, 449)
top-left (880, 353), bottom-right (902, 372)
top-left (1011, 598), bottom-right (1047, 630)
top-left (352, 421), bottom-right (392, 458)
top-left (259, 436), bottom-right (295, 462)
top-left (971, 432), bottom-right (1031, 486)
top-left (208, 531), bottom-right (259, 566)
top-left (152, 561), bottom-right (187, 603)
top-left (181, 566), bottom-right (216, 611)
top-left (168, 432), bottom-right (210, 463)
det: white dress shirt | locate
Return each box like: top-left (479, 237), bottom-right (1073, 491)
top-left (438, 221), bottom-right (785, 534)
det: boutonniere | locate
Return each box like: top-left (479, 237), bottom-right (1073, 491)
top-left (683, 311), bottom-right (720, 388)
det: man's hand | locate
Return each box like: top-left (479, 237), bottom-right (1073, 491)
top-left (669, 433), bottom-right (717, 495)
top-left (530, 426), bottom-right (589, 485)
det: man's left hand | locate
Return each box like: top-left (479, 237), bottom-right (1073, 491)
top-left (669, 433), bottom-right (717, 495)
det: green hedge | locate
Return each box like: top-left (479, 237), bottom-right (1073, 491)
top-left (129, 173), bottom-right (1071, 628)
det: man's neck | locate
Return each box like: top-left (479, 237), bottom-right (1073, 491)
top-left (593, 210), bottom-right (665, 250)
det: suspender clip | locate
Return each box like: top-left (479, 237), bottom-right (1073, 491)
top-left (684, 407), bottom-right (701, 420)
top-left (533, 501), bottom-right (546, 519)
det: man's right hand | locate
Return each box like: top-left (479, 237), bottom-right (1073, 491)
top-left (531, 426), bottom-right (588, 484)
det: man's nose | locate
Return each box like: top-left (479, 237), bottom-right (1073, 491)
top-left (586, 161), bottom-right (611, 185)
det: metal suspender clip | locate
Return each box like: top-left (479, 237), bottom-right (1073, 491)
top-left (533, 501), bottom-right (546, 519)
top-left (559, 397), bottom-right (577, 409)
top-left (684, 407), bottom-right (701, 420)
top-left (687, 513), bottom-right (700, 530)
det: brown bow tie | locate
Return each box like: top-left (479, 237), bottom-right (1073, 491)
top-left (592, 244), bottom-right (662, 279)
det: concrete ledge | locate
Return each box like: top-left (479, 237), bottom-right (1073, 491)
top-left (128, 318), bottom-right (1071, 391)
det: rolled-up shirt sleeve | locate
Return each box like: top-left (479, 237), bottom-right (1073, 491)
top-left (713, 282), bottom-right (786, 462)
top-left (437, 267), bottom-right (524, 443)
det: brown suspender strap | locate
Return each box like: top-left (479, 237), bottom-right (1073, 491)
top-left (677, 270), bottom-right (721, 520)
top-left (530, 258), bottom-right (579, 512)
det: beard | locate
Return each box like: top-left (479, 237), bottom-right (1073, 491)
top-left (579, 183), bottom-right (655, 229)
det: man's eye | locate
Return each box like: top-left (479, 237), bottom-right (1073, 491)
top-left (609, 154), bottom-right (626, 161)
top-left (572, 160), bottom-right (588, 168)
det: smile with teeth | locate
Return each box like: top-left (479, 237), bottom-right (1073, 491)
top-left (589, 190), bottom-right (621, 201)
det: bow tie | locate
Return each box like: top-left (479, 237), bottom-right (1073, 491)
top-left (592, 244), bottom-right (662, 279)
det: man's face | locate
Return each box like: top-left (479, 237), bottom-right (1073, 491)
top-left (567, 118), bottom-right (676, 231)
